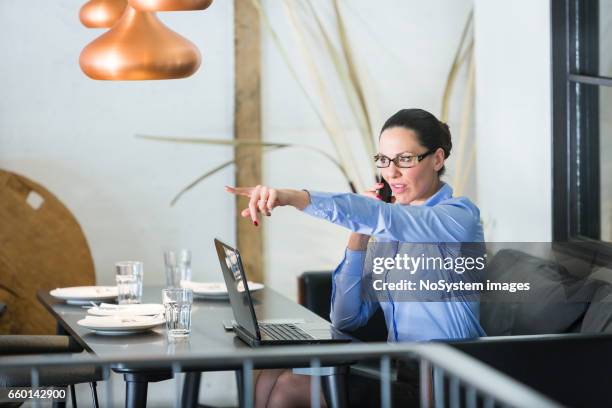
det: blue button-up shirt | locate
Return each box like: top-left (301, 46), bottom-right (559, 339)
top-left (302, 183), bottom-right (486, 342)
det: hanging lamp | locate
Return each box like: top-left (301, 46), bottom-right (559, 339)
top-left (79, 5), bottom-right (201, 80)
top-left (79, 0), bottom-right (127, 28)
top-left (127, 0), bottom-right (212, 11)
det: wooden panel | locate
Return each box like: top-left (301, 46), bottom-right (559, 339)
top-left (234, 0), bottom-right (263, 282)
top-left (0, 170), bottom-right (95, 334)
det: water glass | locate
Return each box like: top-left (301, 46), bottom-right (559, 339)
top-left (162, 288), bottom-right (193, 338)
top-left (164, 249), bottom-right (192, 288)
top-left (115, 261), bottom-right (143, 304)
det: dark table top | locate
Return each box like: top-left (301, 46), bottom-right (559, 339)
top-left (37, 286), bottom-right (348, 361)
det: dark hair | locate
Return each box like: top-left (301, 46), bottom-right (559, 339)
top-left (379, 108), bottom-right (452, 176)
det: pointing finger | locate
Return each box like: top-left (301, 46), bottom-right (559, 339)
top-left (224, 186), bottom-right (253, 198)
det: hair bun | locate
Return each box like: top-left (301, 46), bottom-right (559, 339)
top-left (438, 121), bottom-right (452, 158)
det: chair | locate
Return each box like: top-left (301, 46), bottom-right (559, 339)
top-left (0, 169), bottom-right (95, 334)
top-left (0, 334), bottom-right (106, 408)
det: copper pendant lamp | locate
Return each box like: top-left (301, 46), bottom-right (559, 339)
top-left (80, 0), bottom-right (127, 28)
top-left (128, 0), bottom-right (213, 11)
top-left (79, 5), bottom-right (201, 80)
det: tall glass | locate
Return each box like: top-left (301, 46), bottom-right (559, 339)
top-left (164, 249), bottom-right (192, 288)
top-left (115, 261), bottom-right (143, 304)
top-left (162, 288), bottom-right (193, 338)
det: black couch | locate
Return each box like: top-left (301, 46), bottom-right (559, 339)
top-left (298, 248), bottom-right (612, 407)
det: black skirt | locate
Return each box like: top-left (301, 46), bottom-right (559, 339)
top-left (346, 358), bottom-right (420, 408)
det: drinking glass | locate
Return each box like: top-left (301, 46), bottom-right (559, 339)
top-left (164, 249), bottom-right (192, 288)
top-left (115, 261), bottom-right (143, 304)
top-left (162, 288), bottom-right (193, 338)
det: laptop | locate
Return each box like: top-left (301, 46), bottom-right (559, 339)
top-left (214, 238), bottom-right (350, 346)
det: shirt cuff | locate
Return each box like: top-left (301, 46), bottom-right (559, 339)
top-left (301, 190), bottom-right (336, 219)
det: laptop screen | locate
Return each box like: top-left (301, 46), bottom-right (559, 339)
top-left (214, 238), bottom-right (260, 339)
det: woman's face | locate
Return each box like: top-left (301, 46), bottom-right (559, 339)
top-left (378, 126), bottom-right (445, 205)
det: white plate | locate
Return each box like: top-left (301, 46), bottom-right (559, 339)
top-left (50, 286), bottom-right (118, 304)
top-left (181, 280), bottom-right (264, 299)
top-left (77, 315), bottom-right (165, 335)
top-left (85, 330), bottom-right (147, 336)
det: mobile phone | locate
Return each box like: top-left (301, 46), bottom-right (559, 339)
top-left (222, 320), bottom-right (235, 331)
top-left (376, 176), bottom-right (392, 203)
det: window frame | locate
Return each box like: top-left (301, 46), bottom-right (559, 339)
top-left (552, 0), bottom-right (612, 264)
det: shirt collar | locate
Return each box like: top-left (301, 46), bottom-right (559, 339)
top-left (423, 182), bottom-right (453, 206)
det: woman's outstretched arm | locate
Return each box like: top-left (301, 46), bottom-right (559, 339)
top-left (225, 185), bottom-right (481, 242)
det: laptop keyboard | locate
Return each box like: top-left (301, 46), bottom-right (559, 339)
top-left (258, 323), bottom-right (315, 341)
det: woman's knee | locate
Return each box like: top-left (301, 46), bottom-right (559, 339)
top-left (255, 369), bottom-right (285, 408)
top-left (268, 371), bottom-right (311, 407)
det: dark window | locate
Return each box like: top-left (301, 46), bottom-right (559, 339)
top-left (552, 0), bottom-right (612, 262)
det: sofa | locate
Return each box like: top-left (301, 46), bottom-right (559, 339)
top-left (298, 248), bottom-right (612, 407)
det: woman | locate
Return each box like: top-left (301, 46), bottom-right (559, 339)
top-left (226, 108), bottom-right (485, 407)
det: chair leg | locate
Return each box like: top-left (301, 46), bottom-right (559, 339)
top-left (70, 384), bottom-right (77, 408)
top-left (90, 382), bottom-right (100, 408)
top-left (234, 369), bottom-right (244, 408)
top-left (52, 386), bottom-right (67, 408)
top-left (322, 373), bottom-right (348, 408)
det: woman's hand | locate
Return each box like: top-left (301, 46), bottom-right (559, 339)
top-left (366, 182), bottom-right (385, 201)
top-left (368, 181), bottom-right (396, 203)
top-left (224, 185), bottom-right (310, 226)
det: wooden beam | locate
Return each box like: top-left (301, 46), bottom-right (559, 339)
top-left (234, 0), bottom-right (263, 283)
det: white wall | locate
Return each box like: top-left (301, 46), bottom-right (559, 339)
top-left (261, 0), bottom-right (474, 299)
top-left (473, 0), bottom-right (552, 242)
top-left (0, 1), bottom-right (235, 286)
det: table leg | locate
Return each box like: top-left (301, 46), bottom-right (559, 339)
top-left (181, 372), bottom-right (201, 408)
top-left (124, 375), bottom-right (148, 408)
top-left (122, 371), bottom-right (173, 408)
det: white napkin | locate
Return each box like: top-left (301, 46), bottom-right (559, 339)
top-left (181, 280), bottom-right (227, 293)
top-left (82, 315), bottom-right (159, 323)
top-left (181, 280), bottom-right (264, 294)
top-left (79, 314), bottom-right (164, 328)
top-left (87, 303), bottom-right (164, 316)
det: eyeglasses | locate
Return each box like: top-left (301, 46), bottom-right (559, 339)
top-left (373, 150), bottom-right (435, 168)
